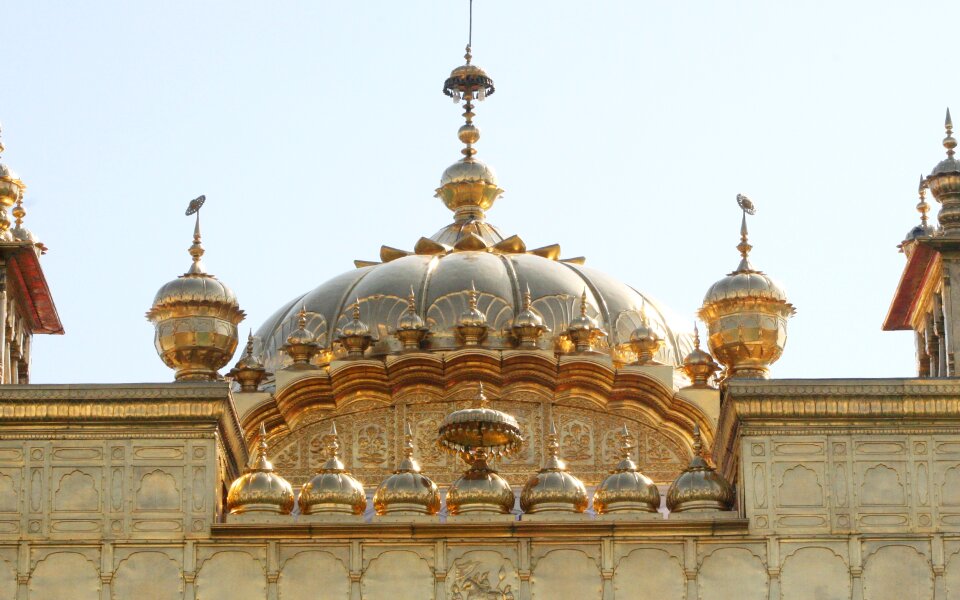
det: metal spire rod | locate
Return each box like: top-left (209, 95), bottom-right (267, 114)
top-left (468, 0), bottom-right (473, 48)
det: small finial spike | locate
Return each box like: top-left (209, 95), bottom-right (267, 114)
top-left (692, 424), bottom-right (703, 457)
top-left (184, 195), bottom-right (207, 275)
top-left (546, 421), bottom-right (559, 457)
top-left (297, 305), bottom-right (307, 329)
top-left (476, 382), bottom-right (488, 407)
top-left (327, 421), bottom-right (340, 458)
top-left (945, 108), bottom-right (957, 158)
top-left (353, 299), bottom-right (361, 321)
top-left (918, 174), bottom-right (931, 228)
top-left (403, 421), bottom-right (415, 458)
top-left (693, 322), bottom-right (701, 349)
top-left (259, 421), bottom-right (267, 439)
top-left (580, 288), bottom-right (588, 317)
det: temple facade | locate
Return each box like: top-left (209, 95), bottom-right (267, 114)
top-left (1, 16), bottom-right (960, 600)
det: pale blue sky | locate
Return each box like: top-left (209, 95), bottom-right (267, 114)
top-left (4, 1), bottom-right (959, 383)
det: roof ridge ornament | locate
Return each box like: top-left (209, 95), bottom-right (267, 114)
top-left (185, 195), bottom-right (207, 276)
top-left (734, 193), bottom-right (757, 274)
top-left (946, 107), bottom-right (956, 159)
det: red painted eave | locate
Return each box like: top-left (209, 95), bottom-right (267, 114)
top-left (883, 243), bottom-right (937, 331)
top-left (5, 245), bottom-right (63, 335)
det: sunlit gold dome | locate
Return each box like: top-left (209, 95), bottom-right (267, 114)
top-left (629, 312), bottom-right (663, 365)
top-left (446, 457), bottom-right (516, 515)
top-left (665, 426), bottom-right (734, 513)
top-left (298, 423), bottom-right (366, 516)
top-left (373, 423), bottom-right (441, 516)
top-left (226, 424), bottom-right (295, 515)
top-left (681, 324), bottom-right (720, 388)
top-left (519, 422), bottom-right (588, 514)
top-left (228, 331), bottom-right (269, 392)
top-left (593, 425), bottom-right (660, 514)
top-left (254, 43), bottom-right (693, 375)
top-left (147, 203), bottom-right (245, 381)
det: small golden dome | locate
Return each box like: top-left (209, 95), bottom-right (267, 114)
top-left (593, 425), bottom-right (660, 514)
top-left (446, 453), bottom-right (516, 515)
top-left (681, 324), bottom-right (720, 388)
top-left (337, 301), bottom-right (374, 358)
top-left (629, 308), bottom-right (663, 365)
top-left (666, 426), bottom-right (734, 513)
top-left (511, 285), bottom-right (549, 348)
top-left (146, 203), bottom-right (245, 382)
top-left (226, 423), bottom-right (295, 515)
top-left (520, 422), bottom-right (588, 514)
top-left (373, 422), bottom-right (441, 516)
top-left (282, 306), bottom-right (319, 367)
top-left (455, 282), bottom-right (489, 346)
top-left (395, 287), bottom-right (430, 351)
top-left (698, 196), bottom-right (794, 380)
top-left (228, 331), bottom-right (269, 392)
top-left (299, 423), bottom-right (367, 516)
top-left (440, 158), bottom-right (498, 187)
top-left (565, 289), bottom-right (606, 353)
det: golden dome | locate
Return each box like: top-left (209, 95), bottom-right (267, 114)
top-left (373, 422), bottom-right (441, 516)
top-left (565, 289), bottom-right (607, 353)
top-left (146, 207), bottom-right (245, 382)
top-left (519, 422), bottom-right (588, 514)
top-left (698, 196), bottom-right (795, 380)
top-left (226, 423), bottom-right (295, 515)
top-left (455, 282), bottom-right (489, 346)
top-left (282, 306), bottom-right (319, 366)
top-left (337, 301), bottom-right (374, 358)
top-left (511, 285), bottom-right (548, 348)
top-left (228, 331), bottom-right (269, 392)
top-left (593, 425), bottom-right (660, 514)
top-left (395, 287), bottom-right (429, 351)
top-left (629, 308), bottom-right (663, 365)
top-left (665, 426), bottom-right (734, 513)
top-left (299, 423), bottom-right (367, 516)
top-left (927, 109), bottom-right (960, 235)
top-left (446, 454), bottom-right (516, 515)
top-left (440, 158), bottom-right (498, 187)
top-left (681, 324), bottom-right (720, 388)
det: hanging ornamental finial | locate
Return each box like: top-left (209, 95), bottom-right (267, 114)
top-left (946, 108), bottom-right (956, 159)
top-left (185, 195), bottom-right (207, 275)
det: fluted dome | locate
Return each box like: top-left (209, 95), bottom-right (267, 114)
top-left (441, 158), bottom-right (498, 186)
top-left (373, 423), bottom-right (440, 516)
top-left (228, 332), bottom-right (269, 392)
top-left (147, 213), bottom-right (245, 381)
top-left (520, 423), bottom-right (588, 514)
top-left (226, 424), bottom-right (295, 515)
top-left (666, 427), bottom-right (734, 513)
top-left (299, 423), bottom-right (366, 516)
top-left (593, 426), bottom-right (660, 514)
top-left (703, 268), bottom-right (789, 305)
top-left (446, 457), bottom-right (516, 515)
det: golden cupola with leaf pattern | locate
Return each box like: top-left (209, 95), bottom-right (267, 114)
top-left (147, 197), bottom-right (245, 382)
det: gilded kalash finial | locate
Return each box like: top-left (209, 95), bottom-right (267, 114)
top-left (299, 422), bottom-right (367, 516)
top-left (147, 196), bottom-right (245, 382)
top-left (337, 300), bottom-right (374, 358)
top-left (926, 108), bottom-right (960, 235)
top-left (593, 425), bottom-right (660, 514)
top-left (282, 306), bottom-right (319, 367)
top-left (228, 331), bottom-right (270, 392)
top-left (436, 0), bottom-right (503, 224)
top-left (565, 289), bottom-right (606, 353)
top-left (0, 124), bottom-right (26, 238)
top-left (699, 195), bottom-right (795, 380)
top-left (666, 425), bottom-right (735, 513)
top-left (456, 281), bottom-right (489, 346)
top-left (395, 286), bottom-right (430, 351)
top-left (629, 302), bottom-right (664, 365)
top-left (440, 384), bottom-right (522, 515)
top-left (681, 323), bottom-right (721, 388)
top-left (373, 421), bottom-right (441, 516)
top-left (520, 421), bottom-right (588, 514)
top-left (904, 174), bottom-right (936, 248)
top-left (511, 284), bottom-right (548, 348)
top-left (226, 423), bottom-right (295, 515)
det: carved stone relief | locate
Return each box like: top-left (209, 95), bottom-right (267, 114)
top-left (449, 551), bottom-right (519, 600)
top-left (860, 465), bottom-right (906, 506)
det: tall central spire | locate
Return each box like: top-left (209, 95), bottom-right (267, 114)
top-left (435, 1), bottom-right (504, 224)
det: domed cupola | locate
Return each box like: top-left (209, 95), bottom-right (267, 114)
top-left (228, 331), bottom-right (269, 392)
top-left (519, 421), bottom-right (588, 514)
top-left (629, 307), bottom-right (663, 365)
top-left (593, 425), bottom-right (660, 514)
top-left (373, 422), bottom-right (441, 516)
top-left (698, 195), bottom-right (795, 380)
top-left (511, 285), bottom-right (548, 348)
top-left (146, 197), bottom-right (245, 381)
top-left (282, 306), bottom-right (319, 367)
top-left (666, 426), bottom-right (735, 513)
top-left (395, 287), bottom-right (430, 350)
top-left (565, 290), bottom-right (607, 353)
top-left (455, 282), bottom-right (489, 346)
top-left (298, 423), bottom-right (367, 516)
top-left (337, 301), bottom-right (374, 358)
top-left (926, 109), bottom-right (960, 235)
top-left (680, 324), bottom-right (720, 388)
top-left (226, 423), bottom-right (295, 515)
